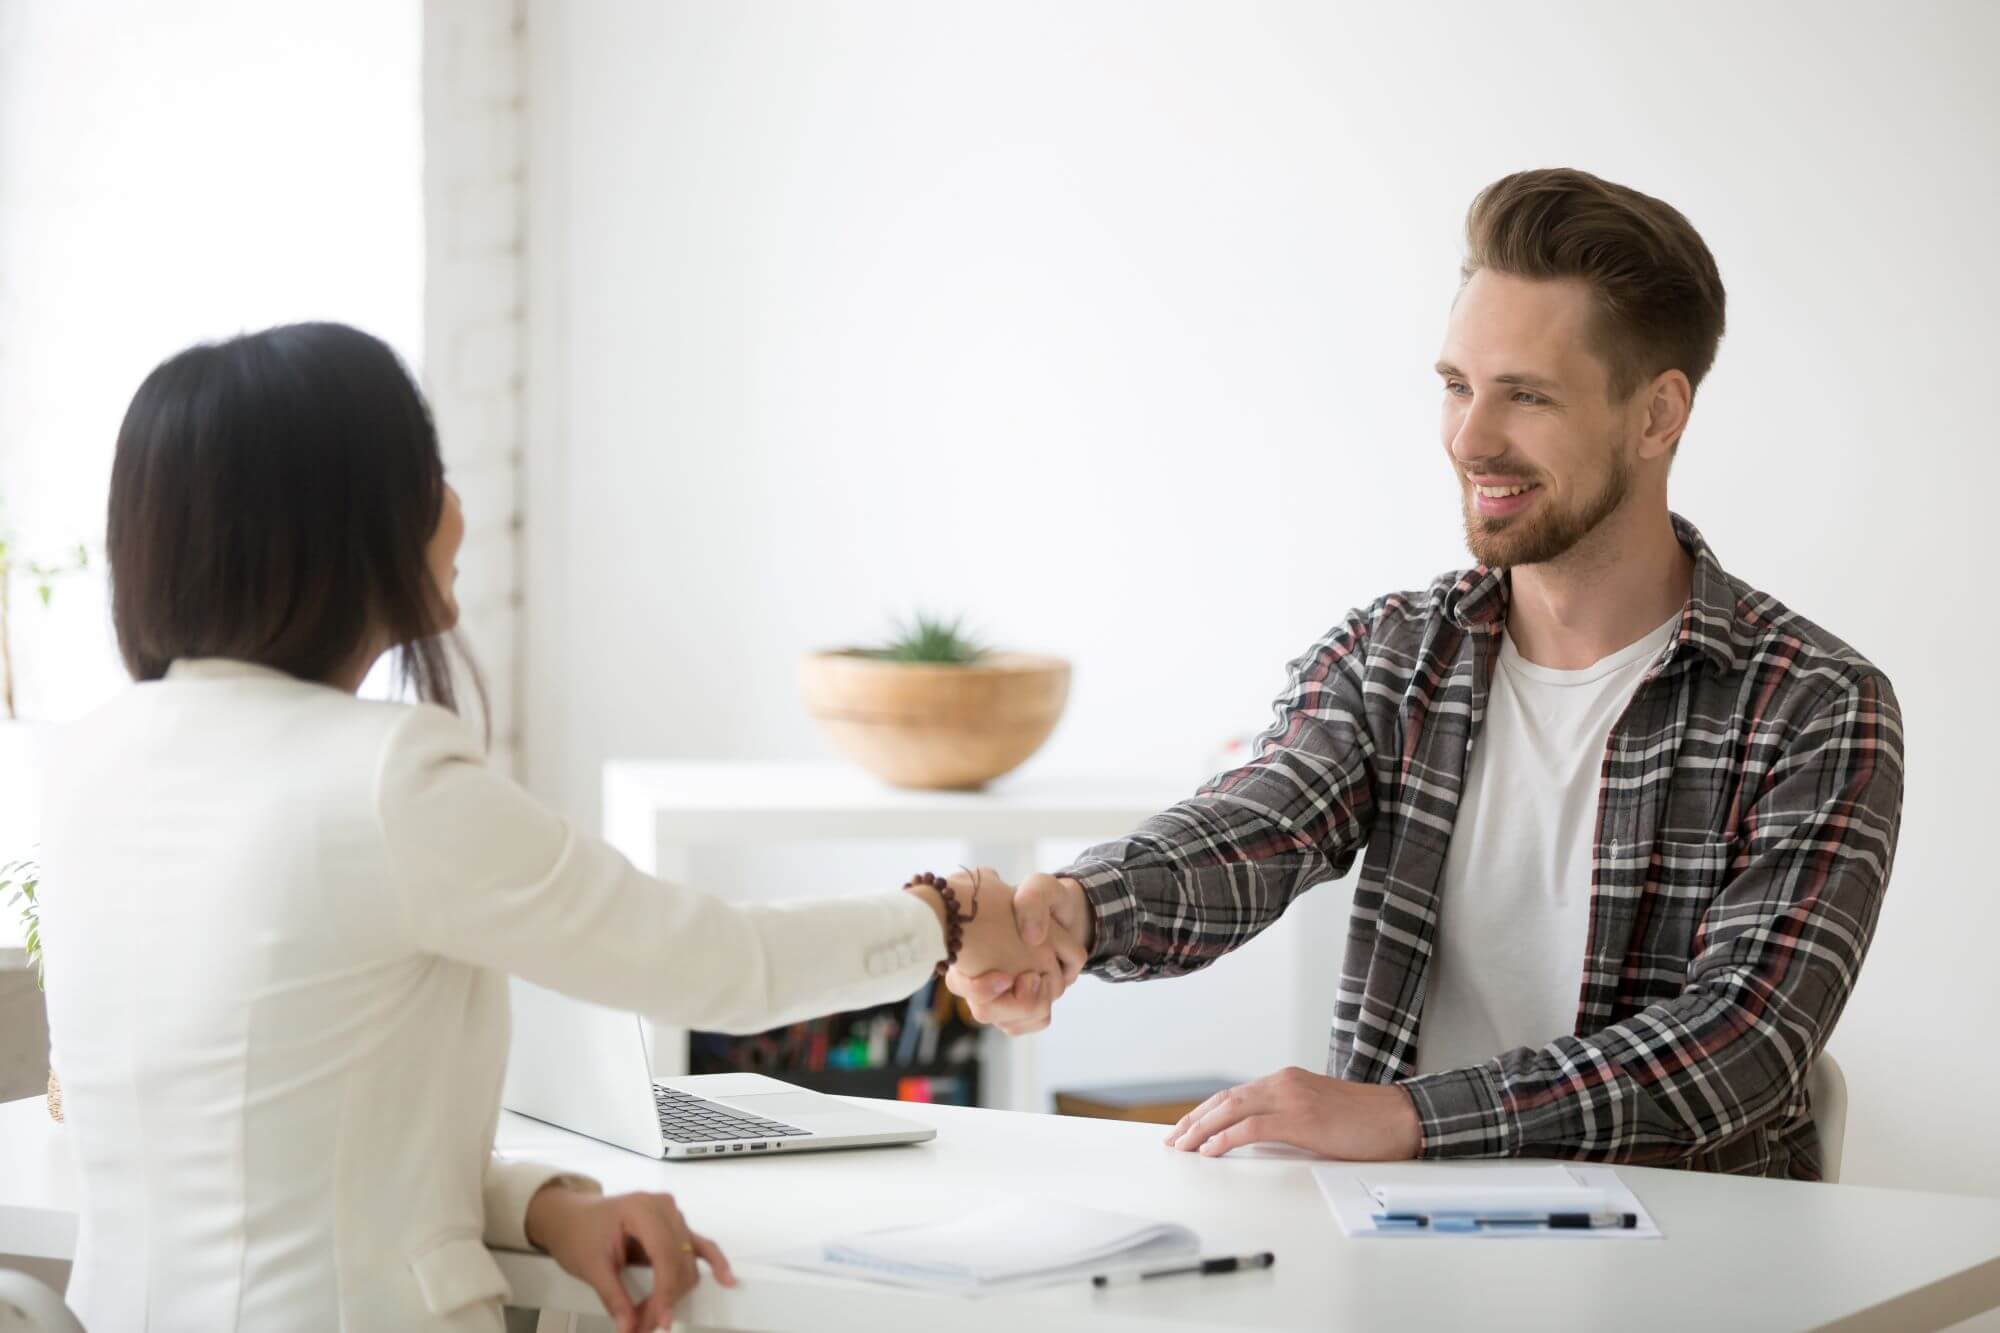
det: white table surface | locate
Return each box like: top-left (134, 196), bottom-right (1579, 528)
top-left (7, 1095), bottom-right (2000, 1331)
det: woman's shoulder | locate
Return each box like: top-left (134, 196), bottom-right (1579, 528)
top-left (56, 669), bottom-right (481, 793)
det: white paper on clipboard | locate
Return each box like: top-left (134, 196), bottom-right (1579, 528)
top-left (1313, 1163), bottom-right (1663, 1239)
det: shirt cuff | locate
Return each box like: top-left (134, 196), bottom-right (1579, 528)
top-left (483, 1158), bottom-right (602, 1252)
top-left (889, 886), bottom-right (951, 970)
top-left (1054, 860), bottom-right (1140, 968)
top-left (1398, 1062), bottom-right (1517, 1159)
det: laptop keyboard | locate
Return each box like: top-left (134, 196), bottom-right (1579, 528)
top-left (653, 1085), bottom-right (811, 1148)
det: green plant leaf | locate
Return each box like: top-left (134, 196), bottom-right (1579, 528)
top-left (859, 611), bottom-right (987, 664)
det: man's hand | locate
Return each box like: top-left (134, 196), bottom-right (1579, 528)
top-left (1164, 1067), bottom-right (1423, 1161)
top-left (942, 871), bottom-right (1093, 1035)
top-left (908, 868), bottom-right (1082, 1028)
top-left (525, 1182), bottom-right (736, 1333)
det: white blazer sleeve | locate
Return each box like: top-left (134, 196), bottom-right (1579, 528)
top-left (481, 1159), bottom-right (600, 1251)
top-left (376, 705), bottom-right (947, 1032)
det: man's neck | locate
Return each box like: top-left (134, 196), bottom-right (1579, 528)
top-left (1504, 503), bottom-right (1693, 670)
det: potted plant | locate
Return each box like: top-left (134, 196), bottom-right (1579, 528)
top-left (0, 505), bottom-right (91, 722)
top-left (800, 613), bottom-right (1070, 790)
top-left (1, 496), bottom-right (88, 1125)
top-left (1, 857), bottom-right (57, 1121)
top-left (0, 498), bottom-right (90, 872)
top-left (0, 500), bottom-right (91, 830)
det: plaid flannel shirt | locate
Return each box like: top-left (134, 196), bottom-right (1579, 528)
top-left (1063, 516), bottom-right (1902, 1179)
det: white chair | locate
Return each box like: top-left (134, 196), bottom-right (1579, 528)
top-left (0, 1271), bottom-right (84, 1333)
top-left (1808, 1051), bottom-right (1848, 1184)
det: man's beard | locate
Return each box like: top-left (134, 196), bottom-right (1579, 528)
top-left (1461, 446), bottom-right (1632, 569)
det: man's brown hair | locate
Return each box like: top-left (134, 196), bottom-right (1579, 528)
top-left (1463, 167), bottom-right (1726, 402)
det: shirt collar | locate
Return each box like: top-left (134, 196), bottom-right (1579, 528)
top-left (1442, 512), bottom-right (1739, 675)
top-left (163, 658), bottom-right (309, 685)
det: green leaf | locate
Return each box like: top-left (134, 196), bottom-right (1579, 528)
top-left (859, 611), bottom-right (988, 664)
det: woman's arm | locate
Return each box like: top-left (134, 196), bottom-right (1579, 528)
top-left (376, 705), bottom-right (1057, 1031)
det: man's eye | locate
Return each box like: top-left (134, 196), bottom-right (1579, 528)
top-left (1514, 391), bottom-right (1546, 405)
top-left (1444, 381), bottom-right (1471, 396)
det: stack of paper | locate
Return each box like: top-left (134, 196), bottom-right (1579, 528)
top-left (778, 1197), bottom-right (1200, 1291)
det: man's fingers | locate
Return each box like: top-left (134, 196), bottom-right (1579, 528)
top-left (1167, 1090), bottom-right (1233, 1146)
top-left (692, 1231), bottom-right (737, 1287)
top-left (1171, 1088), bottom-right (1264, 1152)
top-left (1198, 1114), bottom-right (1282, 1158)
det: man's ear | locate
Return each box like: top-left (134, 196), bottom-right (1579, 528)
top-left (1638, 369), bottom-right (1693, 461)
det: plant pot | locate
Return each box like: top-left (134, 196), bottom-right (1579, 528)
top-left (46, 1067), bottom-right (62, 1122)
top-left (800, 652), bottom-right (1071, 790)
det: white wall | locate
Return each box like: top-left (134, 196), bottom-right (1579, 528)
top-left (0, 0), bottom-right (424, 726)
top-left (523, 0), bottom-right (2000, 1194)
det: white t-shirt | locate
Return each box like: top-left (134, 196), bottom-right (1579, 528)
top-left (1414, 613), bottom-right (1680, 1076)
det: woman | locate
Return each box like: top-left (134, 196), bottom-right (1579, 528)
top-left (37, 323), bottom-right (1068, 1332)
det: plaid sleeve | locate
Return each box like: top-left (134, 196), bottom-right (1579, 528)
top-left (1059, 611), bottom-right (1381, 981)
top-left (1401, 669), bottom-right (1903, 1162)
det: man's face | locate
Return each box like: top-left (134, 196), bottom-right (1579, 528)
top-left (1437, 270), bottom-right (1639, 568)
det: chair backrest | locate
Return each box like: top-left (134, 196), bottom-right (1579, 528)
top-left (0, 1271), bottom-right (84, 1333)
top-left (1808, 1051), bottom-right (1848, 1184)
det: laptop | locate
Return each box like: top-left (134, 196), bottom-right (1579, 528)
top-left (501, 978), bottom-right (937, 1159)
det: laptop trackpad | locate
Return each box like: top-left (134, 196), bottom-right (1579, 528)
top-left (726, 1091), bottom-right (843, 1122)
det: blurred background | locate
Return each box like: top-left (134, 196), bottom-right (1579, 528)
top-left (1, 0), bottom-right (1996, 1209)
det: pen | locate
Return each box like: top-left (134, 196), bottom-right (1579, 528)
top-left (1372, 1212), bottom-right (1638, 1231)
top-left (1091, 1251), bottom-right (1276, 1287)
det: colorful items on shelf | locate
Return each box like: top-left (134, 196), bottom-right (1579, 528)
top-left (895, 1073), bottom-right (970, 1104)
top-left (689, 977), bottom-right (982, 1105)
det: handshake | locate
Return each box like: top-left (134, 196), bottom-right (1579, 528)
top-left (909, 867), bottom-right (1425, 1165)
top-left (905, 868), bottom-right (1097, 1034)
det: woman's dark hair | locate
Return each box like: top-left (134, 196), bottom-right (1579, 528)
top-left (107, 321), bottom-right (484, 725)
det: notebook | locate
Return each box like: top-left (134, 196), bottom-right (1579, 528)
top-left (773, 1197), bottom-right (1200, 1291)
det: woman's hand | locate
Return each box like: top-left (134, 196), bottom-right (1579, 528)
top-left (524, 1182), bottom-right (737, 1333)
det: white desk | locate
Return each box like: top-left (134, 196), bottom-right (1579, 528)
top-left (7, 1094), bottom-right (2000, 1332)
top-left (600, 760), bottom-right (1189, 1110)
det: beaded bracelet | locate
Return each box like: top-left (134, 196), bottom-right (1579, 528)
top-left (905, 868), bottom-right (981, 976)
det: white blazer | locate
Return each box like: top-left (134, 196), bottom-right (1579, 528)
top-left (38, 659), bottom-right (946, 1331)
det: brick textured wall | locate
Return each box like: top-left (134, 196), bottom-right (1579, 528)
top-left (424, 0), bottom-right (526, 772)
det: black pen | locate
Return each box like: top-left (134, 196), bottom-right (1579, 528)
top-left (1373, 1211), bottom-right (1638, 1231)
top-left (1091, 1251), bottom-right (1276, 1287)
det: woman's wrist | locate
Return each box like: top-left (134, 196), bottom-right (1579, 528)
top-left (903, 870), bottom-right (978, 974)
top-left (524, 1177), bottom-right (602, 1251)
top-left (902, 880), bottom-right (950, 939)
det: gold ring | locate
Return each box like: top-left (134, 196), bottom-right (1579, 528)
top-left (681, 1242), bottom-right (695, 1254)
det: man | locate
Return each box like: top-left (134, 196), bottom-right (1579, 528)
top-left (954, 167), bottom-right (1903, 1179)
